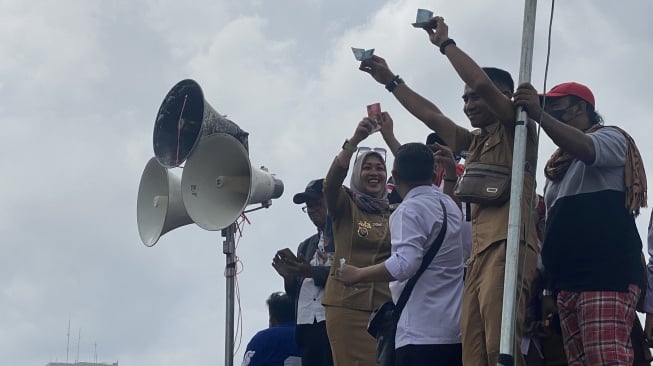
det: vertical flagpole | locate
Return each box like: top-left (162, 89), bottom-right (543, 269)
top-left (498, 0), bottom-right (537, 365)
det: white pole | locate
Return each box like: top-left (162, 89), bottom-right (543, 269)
top-left (498, 0), bottom-right (537, 365)
top-left (223, 224), bottom-right (237, 366)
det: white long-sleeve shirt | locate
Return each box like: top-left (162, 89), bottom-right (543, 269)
top-left (384, 184), bottom-right (464, 347)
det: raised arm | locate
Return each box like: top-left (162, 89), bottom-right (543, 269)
top-left (433, 143), bottom-right (462, 209)
top-left (378, 111), bottom-right (401, 156)
top-left (426, 17), bottom-right (516, 126)
top-left (324, 117), bottom-right (378, 214)
top-left (513, 83), bottom-right (596, 163)
top-left (359, 55), bottom-right (461, 147)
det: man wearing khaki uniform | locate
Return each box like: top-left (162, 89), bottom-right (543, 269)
top-left (359, 17), bottom-right (539, 365)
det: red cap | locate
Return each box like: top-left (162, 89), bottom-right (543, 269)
top-left (542, 82), bottom-right (595, 108)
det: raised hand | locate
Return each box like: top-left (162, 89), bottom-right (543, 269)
top-left (359, 55), bottom-right (396, 85)
top-left (351, 117), bottom-right (381, 145)
top-left (424, 16), bottom-right (449, 47)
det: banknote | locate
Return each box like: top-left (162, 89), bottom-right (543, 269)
top-left (352, 47), bottom-right (375, 61)
top-left (412, 8), bottom-right (436, 29)
top-left (366, 103), bottom-right (382, 132)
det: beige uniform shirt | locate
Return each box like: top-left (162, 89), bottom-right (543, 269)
top-left (322, 158), bottom-right (392, 311)
top-left (449, 120), bottom-right (539, 257)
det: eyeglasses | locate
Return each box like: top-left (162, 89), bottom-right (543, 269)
top-left (356, 147), bottom-right (387, 162)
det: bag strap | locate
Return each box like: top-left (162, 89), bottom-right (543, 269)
top-left (393, 200), bottom-right (448, 317)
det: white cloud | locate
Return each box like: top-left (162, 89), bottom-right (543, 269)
top-left (2, 1), bottom-right (653, 365)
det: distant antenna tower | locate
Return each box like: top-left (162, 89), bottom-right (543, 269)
top-left (66, 320), bottom-right (70, 363)
top-left (76, 328), bottom-right (81, 363)
top-left (94, 342), bottom-right (98, 363)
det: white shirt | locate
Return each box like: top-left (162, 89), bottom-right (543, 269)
top-left (384, 184), bottom-right (464, 347)
top-left (296, 233), bottom-right (333, 324)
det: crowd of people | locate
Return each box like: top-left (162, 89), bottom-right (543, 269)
top-left (242, 16), bottom-right (651, 366)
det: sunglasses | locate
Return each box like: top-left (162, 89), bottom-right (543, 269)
top-left (356, 147), bottom-right (387, 162)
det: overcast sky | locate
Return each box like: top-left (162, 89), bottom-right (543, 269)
top-left (2, 1), bottom-right (652, 365)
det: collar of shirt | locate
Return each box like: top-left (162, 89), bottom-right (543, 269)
top-left (403, 184), bottom-right (438, 201)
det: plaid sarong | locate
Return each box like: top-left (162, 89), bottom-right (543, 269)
top-left (557, 284), bottom-right (640, 365)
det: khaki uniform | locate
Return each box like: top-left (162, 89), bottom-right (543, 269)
top-left (322, 158), bottom-right (392, 366)
top-left (450, 121), bottom-right (540, 366)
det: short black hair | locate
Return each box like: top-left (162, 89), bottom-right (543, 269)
top-left (393, 143), bottom-right (434, 183)
top-left (425, 132), bottom-right (447, 146)
top-left (267, 292), bottom-right (295, 323)
top-left (482, 67), bottom-right (514, 93)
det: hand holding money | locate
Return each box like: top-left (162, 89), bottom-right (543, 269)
top-left (358, 55), bottom-right (396, 86)
top-left (425, 16), bottom-right (449, 47)
top-left (412, 8), bottom-right (437, 29)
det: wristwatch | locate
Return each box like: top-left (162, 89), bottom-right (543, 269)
top-left (385, 75), bottom-right (405, 93)
top-left (342, 139), bottom-right (357, 153)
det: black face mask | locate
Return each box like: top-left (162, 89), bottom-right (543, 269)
top-left (547, 102), bottom-right (580, 123)
top-left (547, 108), bottom-right (567, 122)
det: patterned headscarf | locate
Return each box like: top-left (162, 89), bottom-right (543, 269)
top-left (347, 150), bottom-right (389, 214)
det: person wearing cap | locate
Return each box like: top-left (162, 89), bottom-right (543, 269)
top-left (271, 178), bottom-right (333, 366)
top-left (514, 81), bottom-right (647, 365)
top-left (321, 117), bottom-right (392, 366)
top-left (359, 16), bottom-right (539, 366)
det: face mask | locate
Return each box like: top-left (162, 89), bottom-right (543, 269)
top-left (547, 108), bottom-right (567, 122)
top-left (548, 102), bottom-right (583, 123)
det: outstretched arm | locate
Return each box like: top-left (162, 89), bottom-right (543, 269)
top-left (426, 17), bottom-right (516, 126)
top-left (378, 111), bottom-right (401, 156)
top-left (513, 83), bottom-right (595, 163)
top-left (359, 55), bottom-right (461, 147)
top-left (336, 263), bottom-right (395, 286)
top-left (324, 117), bottom-right (379, 215)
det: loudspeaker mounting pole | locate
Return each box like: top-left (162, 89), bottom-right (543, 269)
top-left (222, 223), bottom-right (237, 366)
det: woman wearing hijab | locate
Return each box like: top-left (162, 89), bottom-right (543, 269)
top-left (322, 115), bottom-right (392, 366)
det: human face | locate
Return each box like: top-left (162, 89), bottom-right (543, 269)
top-left (359, 155), bottom-right (387, 196)
top-left (304, 197), bottom-right (326, 229)
top-left (462, 85), bottom-right (494, 128)
top-left (544, 97), bottom-right (588, 130)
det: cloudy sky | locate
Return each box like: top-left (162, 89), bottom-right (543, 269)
top-left (1, 1), bottom-right (652, 365)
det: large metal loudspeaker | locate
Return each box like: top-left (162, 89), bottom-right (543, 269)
top-left (137, 157), bottom-right (193, 246)
top-left (182, 133), bottom-right (284, 231)
top-left (152, 79), bottom-right (250, 168)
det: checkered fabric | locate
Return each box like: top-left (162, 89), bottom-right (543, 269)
top-left (557, 284), bottom-right (640, 365)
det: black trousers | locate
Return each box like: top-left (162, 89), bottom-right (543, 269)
top-left (394, 343), bottom-right (462, 366)
top-left (296, 320), bottom-right (333, 366)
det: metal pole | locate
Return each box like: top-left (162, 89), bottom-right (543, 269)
top-left (498, 0), bottom-right (537, 365)
top-left (223, 223), bottom-right (236, 366)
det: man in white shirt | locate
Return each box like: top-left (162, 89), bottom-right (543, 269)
top-left (272, 179), bottom-right (333, 366)
top-left (336, 142), bottom-right (464, 365)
